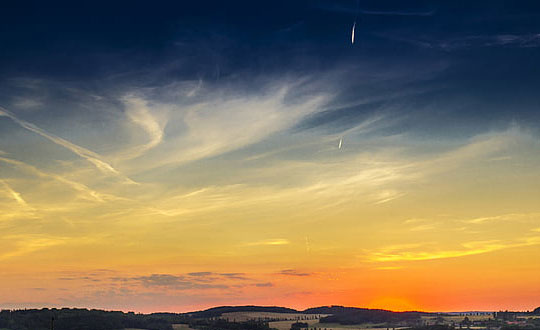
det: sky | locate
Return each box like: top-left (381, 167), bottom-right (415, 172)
top-left (1, 0), bottom-right (540, 313)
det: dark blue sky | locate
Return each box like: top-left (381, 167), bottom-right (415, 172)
top-left (1, 0), bottom-right (540, 136)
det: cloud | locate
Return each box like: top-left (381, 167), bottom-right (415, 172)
top-left (278, 269), bottom-right (312, 277)
top-left (136, 274), bottom-right (185, 287)
top-left (440, 34), bottom-right (540, 50)
top-left (463, 213), bottom-right (540, 225)
top-left (371, 189), bottom-right (405, 204)
top-left (0, 180), bottom-right (29, 207)
top-left (244, 239), bottom-right (290, 246)
top-left (117, 95), bottom-right (167, 160)
top-left (400, 34), bottom-right (540, 51)
top-left (0, 235), bottom-right (67, 260)
top-left (58, 276), bottom-right (101, 282)
top-left (106, 271), bottom-right (258, 291)
top-left (136, 123), bottom-right (526, 217)
top-left (219, 273), bottom-right (248, 280)
top-left (187, 272), bottom-right (214, 277)
top-left (254, 282), bottom-right (274, 287)
top-left (0, 106), bottom-right (135, 184)
top-left (366, 237), bottom-right (540, 262)
top-left (132, 274), bottom-right (228, 290)
top-left (118, 81), bottom-right (329, 172)
top-left (12, 98), bottom-right (43, 110)
top-left (0, 156), bottom-right (116, 203)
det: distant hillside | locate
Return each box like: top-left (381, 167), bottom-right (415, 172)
top-left (0, 305), bottom-right (439, 329)
top-left (304, 305), bottom-right (433, 316)
top-left (183, 305), bottom-right (436, 319)
top-left (314, 307), bottom-right (430, 325)
top-left (303, 306), bottom-right (373, 314)
top-left (0, 308), bottom-right (174, 330)
top-left (185, 305), bottom-right (435, 318)
top-left (533, 307), bottom-right (540, 315)
top-left (303, 306), bottom-right (356, 314)
top-left (186, 306), bottom-right (299, 318)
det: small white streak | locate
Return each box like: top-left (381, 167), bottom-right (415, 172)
top-left (351, 21), bottom-right (356, 44)
top-left (338, 138), bottom-right (343, 149)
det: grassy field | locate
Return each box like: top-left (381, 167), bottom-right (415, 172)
top-left (269, 319), bottom-right (322, 330)
top-left (220, 311), bottom-right (328, 322)
top-left (269, 322), bottom-right (409, 330)
top-left (422, 315), bottom-right (493, 322)
top-left (133, 312), bottom-right (538, 330)
top-left (172, 324), bottom-right (191, 330)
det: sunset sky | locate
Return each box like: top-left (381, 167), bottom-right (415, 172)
top-left (1, 0), bottom-right (539, 313)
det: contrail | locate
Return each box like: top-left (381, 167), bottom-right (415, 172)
top-left (0, 156), bottom-right (106, 202)
top-left (0, 106), bottom-right (136, 184)
top-left (338, 138), bottom-right (343, 149)
top-left (352, 0), bottom-right (358, 44)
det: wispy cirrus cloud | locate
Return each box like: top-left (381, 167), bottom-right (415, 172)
top-left (104, 271), bottom-right (261, 292)
top-left (134, 274), bottom-right (228, 290)
top-left (0, 156), bottom-right (117, 203)
top-left (117, 80), bottom-right (330, 172)
top-left (463, 213), bottom-right (540, 224)
top-left (381, 33), bottom-right (540, 51)
top-left (437, 34), bottom-right (540, 50)
top-left (366, 237), bottom-right (540, 262)
top-left (244, 239), bottom-right (290, 247)
top-left (0, 106), bottom-right (136, 184)
top-left (100, 271), bottom-right (268, 291)
top-left (0, 180), bottom-right (29, 208)
top-left (117, 95), bottom-right (167, 160)
top-left (0, 235), bottom-right (67, 260)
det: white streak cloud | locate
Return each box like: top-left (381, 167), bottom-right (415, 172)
top-left (0, 106), bottom-right (135, 184)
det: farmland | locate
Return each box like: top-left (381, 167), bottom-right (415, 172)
top-left (221, 312), bottom-right (327, 322)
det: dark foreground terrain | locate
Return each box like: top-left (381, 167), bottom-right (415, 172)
top-left (1, 305), bottom-right (539, 330)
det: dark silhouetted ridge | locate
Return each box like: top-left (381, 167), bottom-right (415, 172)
top-left (187, 305), bottom-right (299, 318)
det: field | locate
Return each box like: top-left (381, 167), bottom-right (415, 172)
top-left (220, 312), bottom-right (410, 330)
top-left (269, 321), bottom-right (409, 330)
top-left (422, 315), bottom-right (493, 322)
top-left (172, 325), bottom-right (191, 330)
top-left (132, 312), bottom-right (538, 330)
top-left (268, 319), bottom-right (321, 330)
top-left (220, 311), bottom-right (328, 322)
